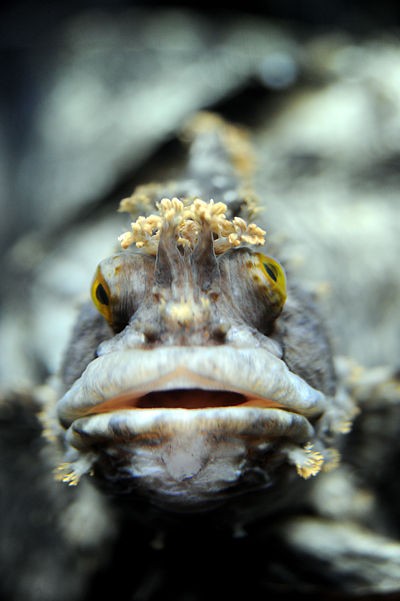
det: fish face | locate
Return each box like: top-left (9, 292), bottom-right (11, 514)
top-left (53, 199), bottom-right (356, 512)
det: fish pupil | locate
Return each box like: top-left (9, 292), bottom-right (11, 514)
top-left (96, 283), bottom-right (109, 305)
top-left (264, 263), bottom-right (278, 282)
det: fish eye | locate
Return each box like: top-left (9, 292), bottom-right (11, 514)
top-left (90, 252), bottom-right (154, 332)
top-left (91, 266), bottom-right (113, 325)
top-left (253, 253), bottom-right (287, 312)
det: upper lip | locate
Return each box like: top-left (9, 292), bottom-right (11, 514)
top-left (57, 346), bottom-right (326, 428)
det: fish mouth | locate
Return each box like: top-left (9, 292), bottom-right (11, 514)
top-left (58, 346), bottom-right (326, 442)
top-left (55, 346), bottom-right (332, 501)
top-left (58, 347), bottom-right (326, 423)
top-left (119, 388), bottom-right (250, 410)
top-left (78, 372), bottom-right (291, 415)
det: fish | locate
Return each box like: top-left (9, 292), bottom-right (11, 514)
top-left (43, 113), bottom-right (357, 515)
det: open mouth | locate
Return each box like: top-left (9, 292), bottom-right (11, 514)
top-left (51, 346), bottom-right (359, 498)
top-left (56, 345), bottom-right (329, 477)
top-left (57, 346), bottom-right (326, 429)
top-left (54, 347), bottom-right (337, 491)
top-left (83, 388), bottom-right (288, 413)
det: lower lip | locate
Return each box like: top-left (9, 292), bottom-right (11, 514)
top-left (66, 406), bottom-right (315, 452)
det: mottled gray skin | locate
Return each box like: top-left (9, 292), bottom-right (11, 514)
top-left (62, 264), bottom-right (335, 397)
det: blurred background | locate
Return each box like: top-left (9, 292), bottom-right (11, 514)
top-left (1, 0), bottom-right (400, 390)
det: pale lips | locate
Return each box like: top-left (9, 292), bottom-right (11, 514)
top-left (56, 347), bottom-right (331, 489)
top-left (60, 359), bottom-right (323, 458)
top-left (68, 369), bottom-right (289, 417)
top-left (57, 346), bottom-right (327, 428)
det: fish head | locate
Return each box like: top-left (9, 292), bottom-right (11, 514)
top-left (53, 199), bottom-right (356, 512)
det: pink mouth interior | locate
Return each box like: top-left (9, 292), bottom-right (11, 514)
top-left (85, 389), bottom-right (285, 414)
top-left (137, 389), bottom-right (245, 409)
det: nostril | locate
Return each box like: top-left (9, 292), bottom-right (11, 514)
top-left (211, 322), bottom-right (230, 343)
top-left (143, 325), bottom-right (160, 344)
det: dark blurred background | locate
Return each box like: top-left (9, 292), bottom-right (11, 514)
top-left (1, 0), bottom-right (400, 247)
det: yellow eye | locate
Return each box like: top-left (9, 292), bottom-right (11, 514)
top-left (91, 266), bottom-right (113, 324)
top-left (254, 253), bottom-right (287, 311)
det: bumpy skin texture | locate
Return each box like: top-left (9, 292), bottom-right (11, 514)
top-left (276, 283), bottom-right (336, 396)
top-left (61, 305), bottom-right (112, 389)
top-left (62, 283), bottom-right (335, 396)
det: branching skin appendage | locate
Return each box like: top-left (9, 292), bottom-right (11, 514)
top-left (42, 113), bottom-right (357, 515)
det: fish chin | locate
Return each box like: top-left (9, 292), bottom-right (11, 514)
top-left (66, 406), bottom-right (316, 509)
top-left (55, 346), bottom-right (333, 509)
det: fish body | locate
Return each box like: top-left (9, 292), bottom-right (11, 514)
top-left (47, 114), bottom-right (356, 515)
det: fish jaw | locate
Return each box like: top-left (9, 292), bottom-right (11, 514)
top-left (65, 407), bottom-right (316, 509)
top-left (54, 346), bottom-right (346, 510)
